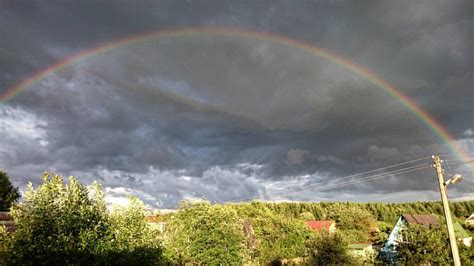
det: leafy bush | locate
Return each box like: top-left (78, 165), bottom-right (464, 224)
top-left (307, 231), bottom-right (355, 265)
top-left (1, 172), bottom-right (164, 265)
top-left (236, 203), bottom-right (312, 263)
top-left (106, 197), bottom-right (164, 264)
top-left (396, 224), bottom-right (450, 264)
top-left (164, 201), bottom-right (248, 264)
top-left (397, 224), bottom-right (472, 265)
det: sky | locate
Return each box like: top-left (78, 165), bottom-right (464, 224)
top-left (0, 0), bottom-right (473, 208)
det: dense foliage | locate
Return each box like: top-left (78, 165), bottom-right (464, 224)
top-left (396, 224), bottom-right (450, 264)
top-left (307, 232), bottom-right (354, 265)
top-left (244, 201), bottom-right (474, 225)
top-left (107, 197), bottom-right (164, 264)
top-left (235, 202), bottom-right (312, 263)
top-left (0, 173), bottom-right (164, 265)
top-left (397, 224), bottom-right (473, 265)
top-left (0, 171), bottom-right (20, 212)
top-left (164, 201), bottom-right (248, 264)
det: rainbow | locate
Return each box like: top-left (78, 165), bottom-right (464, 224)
top-left (1, 27), bottom-right (472, 169)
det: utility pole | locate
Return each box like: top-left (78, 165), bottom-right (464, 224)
top-left (432, 155), bottom-right (461, 266)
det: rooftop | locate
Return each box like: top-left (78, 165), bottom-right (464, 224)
top-left (453, 221), bottom-right (470, 239)
top-left (306, 220), bottom-right (335, 231)
top-left (402, 214), bottom-right (440, 227)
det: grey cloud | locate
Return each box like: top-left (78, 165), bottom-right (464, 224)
top-left (368, 145), bottom-right (401, 161)
top-left (286, 149), bottom-right (311, 165)
top-left (1, 0), bottom-right (473, 207)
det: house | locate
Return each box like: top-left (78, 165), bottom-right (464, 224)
top-left (381, 214), bottom-right (472, 263)
top-left (306, 220), bottom-right (336, 234)
top-left (381, 214), bottom-right (440, 262)
top-left (0, 212), bottom-right (15, 232)
top-left (145, 215), bottom-right (166, 233)
top-left (454, 221), bottom-right (472, 247)
top-left (466, 214), bottom-right (474, 226)
top-left (349, 243), bottom-right (374, 259)
top-left (384, 214), bottom-right (441, 249)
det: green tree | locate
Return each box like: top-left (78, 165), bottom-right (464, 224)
top-left (107, 197), bottom-right (164, 264)
top-left (459, 242), bottom-right (474, 264)
top-left (164, 201), bottom-right (248, 264)
top-left (396, 224), bottom-right (450, 265)
top-left (0, 171), bottom-right (20, 211)
top-left (2, 172), bottom-right (164, 265)
top-left (235, 202), bottom-right (312, 263)
top-left (5, 173), bottom-right (110, 264)
top-left (299, 211), bottom-right (315, 221)
top-left (307, 231), bottom-right (355, 265)
top-left (397, 224), bottom-right (473, 265)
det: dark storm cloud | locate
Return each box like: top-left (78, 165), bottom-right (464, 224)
top-left (1, 0), bottom-right (473, 207)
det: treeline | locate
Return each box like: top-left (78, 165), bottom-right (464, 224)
top-left (237, 200), bottom-right (474, 224)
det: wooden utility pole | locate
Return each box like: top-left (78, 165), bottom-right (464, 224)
top-left (432, 155), bottom-right (461, 266)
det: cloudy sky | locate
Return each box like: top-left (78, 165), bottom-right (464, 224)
top-left (1, 0), bottom-right (473, 208)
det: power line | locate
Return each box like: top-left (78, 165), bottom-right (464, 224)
top-left (445, 160), bottom-right (474, 166)
top-left (228, 163), bottom-right (431, 202)
top-left (258, 166), bottom-right (431, 201)
top-left (439, 152), bottom-right (474, 157)
top-left (280, 163), bottom-right (430, 196)
top-left (227, 163), bottom-right (429, 202)
top-left (444, 158), bottom-right (474, 162)
top-left (261, 157), bottom-right (430, 194)
top-left (444, 158), bottom-right (471, 162)
top-left (445, 170), bottom-right (474, 175)
top-left (261, 165), bottom-right (431, 200)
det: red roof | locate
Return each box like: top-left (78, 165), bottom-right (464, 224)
top-left (306, 220), bottom-right (335, 231)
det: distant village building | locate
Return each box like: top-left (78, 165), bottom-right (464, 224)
top-left (145, 215), bottom-right (166, 233)
top-left (144, 209), bottom-right (178, 233)
top-left (454, 221), bottom-right (472, 247)
top-left (381, 214), bottom-right (472, 262)
top-left (348, 243), bottom-right (374, 259)
top-left (0, 212), bottom-right (14, 232)
top-left (466, 214), bottom-right (474, 226)
top-left (305, 220), bottom-right (336, 234)
top-left (381, 214), bottom-right (440, 263)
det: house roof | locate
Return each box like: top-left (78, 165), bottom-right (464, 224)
top-left (402, 214), bottom-right (440, 227)
top-left (145, 215), bottom-right (162, 223)
top-left (453, 221), bottom-right (470, 239)
top-left (306, 220), bottom-right (335, 231)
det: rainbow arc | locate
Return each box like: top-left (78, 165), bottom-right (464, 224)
top-left (1, 27), bottom-right (472, 170)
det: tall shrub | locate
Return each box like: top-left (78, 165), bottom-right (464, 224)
top-left (164, 201), bottom-right (248, 264)
top-left (2, 172), bottom-right (164, 265)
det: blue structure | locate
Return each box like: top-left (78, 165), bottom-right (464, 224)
top-left (380, 214), bottom-right (440, 264)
